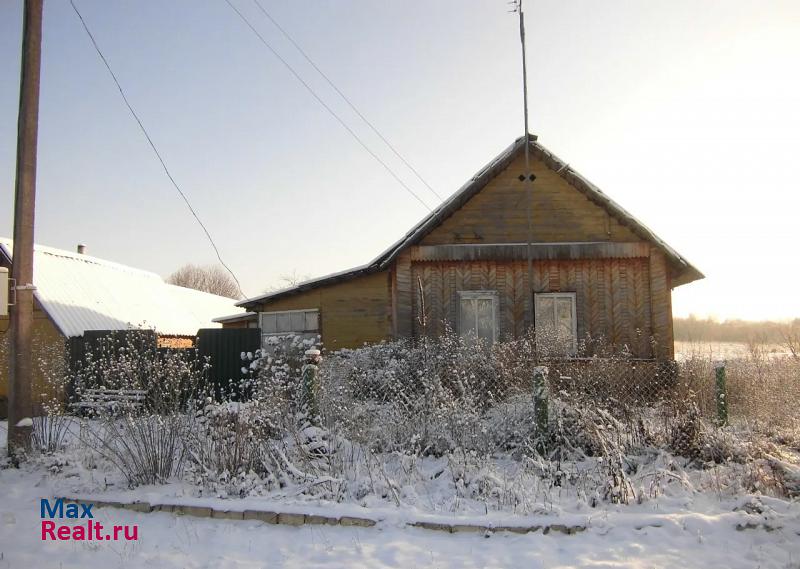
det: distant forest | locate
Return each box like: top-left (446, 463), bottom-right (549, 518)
top-left (674, 316), bottom-right (800, 344)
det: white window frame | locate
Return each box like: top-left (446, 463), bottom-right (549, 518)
top-left (534, 292), bottom-right (578, 355)
top-left (457, 290), bottom-right (500, 343)
top-left (259, 309), bottom-right (319, 336)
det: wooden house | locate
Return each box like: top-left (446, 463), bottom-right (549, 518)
top-left (223, 136), bottom-right (702, 359)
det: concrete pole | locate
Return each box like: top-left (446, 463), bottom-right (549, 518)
top-left (533, 366), bottom-right (549, 434)
top-left (714, 360), bottom-right (728, 427)
top-left (9, 0), bottom-right (44, 457)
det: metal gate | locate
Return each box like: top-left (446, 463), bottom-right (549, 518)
top-left (197, 328), bottom-right (261, 400)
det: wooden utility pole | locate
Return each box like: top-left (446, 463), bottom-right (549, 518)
top-left (8, 0), bottom-right (44, 457)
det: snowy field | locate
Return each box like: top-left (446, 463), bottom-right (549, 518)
top-left (674, 341), bottom-right (792, 360)
top-left (2, 422), bottom-right (800, 569)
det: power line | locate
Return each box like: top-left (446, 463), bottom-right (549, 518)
top-left (251, 0), bottom-right (444, 202)
top-left (69, 0), bottom-right (247, 299)
top-left (222, 0), bottom-right (433, 211)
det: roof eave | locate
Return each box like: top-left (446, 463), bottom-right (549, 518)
top-left (212, 311), bottom-right (257, 324)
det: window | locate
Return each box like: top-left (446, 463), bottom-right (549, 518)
top-left (259, 309), bottom-right (319, 346)
top-left (458, 291), bottom-right (499, 343)
top-left (534, 292), bottom-right (577, 355)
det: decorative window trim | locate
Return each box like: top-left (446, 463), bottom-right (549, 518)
top-left (457, 290), bottom-right (500, 343)
top-left (534, 292), bottom-right (578, 355)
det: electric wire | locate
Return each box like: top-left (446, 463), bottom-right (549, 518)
top-left (69, 0), bottom-right (247, 299)
top-left (250, 0), bottom-right (444, 202)
top-left (222, 0), bottom-right (433, 211)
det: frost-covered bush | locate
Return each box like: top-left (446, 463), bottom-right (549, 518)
top-left (185, 400), bottom-right (283, 496)
top-left (83, 413), bottom-right (190, 487)
top-left (239, 334), bottom-right (319, 420)
top-left (71, 330), bottom-right (209, 414)
top-left (317, 329), bottom-right (672, 458)
top-left (304, 330), bottom-right (800, 506)
top-left (183, 334), bottom-right (327, 496)
top-left (31, 331), bottom-right (72, 453)
top-left (318, 331), bottom-right (525, 455)
top-left (72, 330), bottom-right (210, 487)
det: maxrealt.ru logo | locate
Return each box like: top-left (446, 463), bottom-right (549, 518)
top-left (40, 499), bottom-right (139, 541)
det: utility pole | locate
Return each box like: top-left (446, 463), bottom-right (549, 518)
top-left (516, 0), bottom-right (536, 329)
top-left (9, 0), bottom-right (44, 458)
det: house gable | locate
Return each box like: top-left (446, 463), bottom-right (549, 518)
top-left (238, 135), bottom-right (702, 312)
top-left (421, 152), bottom-right (639, 245)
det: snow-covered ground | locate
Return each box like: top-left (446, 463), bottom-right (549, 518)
top-left (2, 463), bottom-right (800, 569)
top-left (2, 423), bottom-right (800, 568)
top-left (674, 340), bottom-right (792, 360)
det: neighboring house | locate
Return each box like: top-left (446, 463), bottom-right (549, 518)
top-left (222, 135), bottom-right (703, 358)
top-left (0, 239), bottom-right (244, 417)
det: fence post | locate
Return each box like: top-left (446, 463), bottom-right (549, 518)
top-left (714, 360), bottom-right (728, 426)
top-left (301, 349), bottom-right (322, 420)
top-left (533, 366), bottom-right (549, 438)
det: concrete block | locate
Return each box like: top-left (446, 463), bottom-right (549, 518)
top-left (277, 512), bottom-right (306, 526)
top-left (495, 526), bottom-right (534, 534)
top-left (409, 521), bottom-right (448, 532)
top-left (212, 509), bottom-right (244, 520)
top-left (450, 524), bottom-right (487, 533)
top-left (97, 501), bottom-right (126, 510)
top-left (125, 502), bottom-right (152, 513)
top-left (176, 505), bottom-right (212, 518)
top-left (306, 514), bottom-right (338, 525)
top-left (339, 516), bottom-right (376, 528)
top-left (243, 510), bottom-right (278, 524)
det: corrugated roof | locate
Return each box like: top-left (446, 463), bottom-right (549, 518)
top-left (212, 312), bottom-right (257, 324)
top-left (238, 135), bottom-right (703, 308)
top-left (0, 239), bottom-right (243, 337)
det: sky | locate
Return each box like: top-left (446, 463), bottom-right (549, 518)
top-left (1, 0), bottom-right (799, 321)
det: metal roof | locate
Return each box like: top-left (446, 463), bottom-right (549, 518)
top-left (0, 239), bottom-right (244, 337)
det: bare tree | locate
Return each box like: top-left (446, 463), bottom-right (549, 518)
top-left (167, 264), bottom-right (241, 299)
top-left (264, 269), bottom-right (311, 294)
top-left (780, 319), bottom-right (800, 359)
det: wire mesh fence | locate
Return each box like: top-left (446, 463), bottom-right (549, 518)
top-left (28, 329), bottom-right (798, 505)
top-left (314, 332), bottom-right (800, 459)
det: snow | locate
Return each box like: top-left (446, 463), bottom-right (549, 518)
top-left (1, 464), bottom-right (799, 568)
top-left (1, 422), bottom-right (799, 568)
top-left (0, 238), bottom-right (243, 337)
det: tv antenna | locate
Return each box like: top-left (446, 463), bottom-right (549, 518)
top-left (511, 0), bottom-right (537, 327)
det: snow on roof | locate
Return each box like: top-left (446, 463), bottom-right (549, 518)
top-left (0, 239), bottom-right (244, 338)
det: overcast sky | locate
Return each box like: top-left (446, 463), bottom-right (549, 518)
top-left (2, 1), bottom-right (799, 321)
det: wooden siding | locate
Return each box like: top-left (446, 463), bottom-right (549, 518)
top-left (421, 154), bottom-right (639, 245)
top-left (393, 250), bottom-right (413, 339)
top-left (410, 258), bottom-right (654, 358)
top-left (0, 302), bottom-right (67, 418)
top-left (648, 247), bottom-right (675, 358)
top-left (245, 270), bottom-right (393, 350)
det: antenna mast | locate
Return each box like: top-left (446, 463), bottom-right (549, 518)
top-left (515, 0), bottom-right (536, 329)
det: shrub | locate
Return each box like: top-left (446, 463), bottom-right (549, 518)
top-left (72, 329), bottom-right (209, 487)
